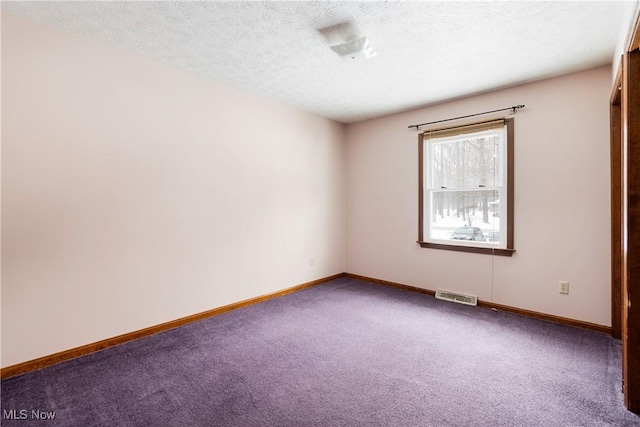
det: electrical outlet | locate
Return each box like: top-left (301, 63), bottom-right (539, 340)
top-left (309, 258), bottom-right (314, 267)
top-left (559, 281), bottom-right (570, 294)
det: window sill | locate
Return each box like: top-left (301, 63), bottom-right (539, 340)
top-left (417, 241), bottom-right (515, 257)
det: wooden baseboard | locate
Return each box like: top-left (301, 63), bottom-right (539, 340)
top-left (476, 300), bottom-right (611, 334)
top-left (1, 273), bottom-right (345, 380)
top-left (3, 271), bottom-right (611, 379)
top-left (345, 273), bottom-right (436, 297)
top-left (345, 273), bottom-right (612, 335)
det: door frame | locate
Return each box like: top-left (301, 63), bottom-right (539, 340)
top-left (613, 7), bottom-right (640, 413)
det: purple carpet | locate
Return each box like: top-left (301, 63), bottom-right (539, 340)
top-left (2, 277), bottom-right (639, 426)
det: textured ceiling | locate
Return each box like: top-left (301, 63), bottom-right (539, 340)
top-left (2, 1), bottom-right (628, 123)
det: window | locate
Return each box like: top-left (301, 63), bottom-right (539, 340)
top-left (418, 118), bottom-right (514, 256)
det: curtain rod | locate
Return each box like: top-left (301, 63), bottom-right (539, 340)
top-left (408, 104), bottom-right (525, 130)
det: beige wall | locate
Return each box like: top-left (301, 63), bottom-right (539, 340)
top-left (1, 11), bottom-right (616, 368)
top-left (1, 14), bottom-right (346, 367)
top-left (346, 66), bottom-right (612, 326)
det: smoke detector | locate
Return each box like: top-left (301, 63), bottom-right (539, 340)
top-left (330, 36), bottom-right (377, 61)
top-left (318, 22), bottom-right (377, 61)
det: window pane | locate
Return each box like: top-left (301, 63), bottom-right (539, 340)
top-left (432, 135), bottom-right (500, 189)
top-left (429, 189), bottom-right (501, 244)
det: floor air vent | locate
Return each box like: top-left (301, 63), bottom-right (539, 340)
top-left (435, 289), bottom-right (478, 306)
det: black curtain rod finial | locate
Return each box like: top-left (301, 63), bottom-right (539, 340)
top-left (510, 104), bottom-right (525, 114)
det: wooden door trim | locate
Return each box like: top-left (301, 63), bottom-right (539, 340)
top-left (611, 59), bottom-right (622, 340)
top-left (617, 5), bottom-right (640, 414)
top-left (622, 47), bottom-right (640, 413)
